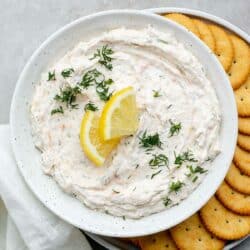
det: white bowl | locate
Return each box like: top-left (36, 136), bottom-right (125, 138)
top-left (10, 9), bottom-right (237, 237)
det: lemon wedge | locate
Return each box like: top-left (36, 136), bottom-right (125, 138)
top-left (80, 111), bottom-right (119, 166)
top-left (99, 86), bottom-right (139, 140)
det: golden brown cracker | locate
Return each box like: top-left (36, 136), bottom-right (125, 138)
top-left (237, 133), bottom-right (250, 152)
top-left (235, 76), bottom-right (250, 116)
top-left (200, 196), bottom-right (250, 240)
top-left (228, 35), bottom-right (250, 90)
top-left (209, 24), bottom-right (234, 72)
top-left (225, 163), bottom-right (250, 194)
top-left (233, 146), bottom-right (250, 176)
top-left (216, 181), bottom-right (250, 215)
top-left (138, 231), bottom-right (178, 250)
top-left (239, 117), bottom-right (250, 135)
top-left (165, 13), bottom-right (200, 37)
top-left (170, 213), bottom-right (225, 250)
top-left (193, 19), bottom-right (216, 52)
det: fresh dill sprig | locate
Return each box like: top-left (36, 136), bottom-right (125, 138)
top-left (54, 85), bottom-right (81, 109)
top-left (79, 69), bottom-right (104, 89)
top-left (47, 70), bottom-right (56, 81)
top-left (169, 120), bottom-right (182, 137)
top-left (61, 68), bottom-right (74, 78)
top-left (84, 102), bottom-right (98, 112)
top-left (169, 181), bottom-right (184, 192)
top-left (149, 154), bottom-right (169, 168)
top-left (95, 80), bottom-right (113, 101)
top-left (51, 106), bottom-right (64, 115)
top-left (90, 44), bottom-right (114, 70)
top-left (79, 69), bottom-right (113, 101)
top-left (153, 90), bottom-right (161, 98)
top-left (163, 197), bottom-right (172, 207)
top-left (174, 150), bottom-right (197, 168)
top-left (186, 165), bottom-right (207, 182)
top-left (139, 131), bottom-right (162, 150)
top-left (151, 170), bottom-right (162, 179)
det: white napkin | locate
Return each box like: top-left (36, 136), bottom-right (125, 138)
top-left (0, 124), bottom-right (92, 250)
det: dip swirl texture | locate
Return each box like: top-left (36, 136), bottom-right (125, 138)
top-left (30, 27), bottom-right (221, 218)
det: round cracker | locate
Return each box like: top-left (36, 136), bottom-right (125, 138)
top-left (228, 35), bottom-right (250, 90)
top-left (235, 76), bottom-right (250, 116)
top-left (225, 163), bottom-right (250, 195)
top-left (237, 133), bottom-right (250, 152)
top-left (165, 13), bottom-right (200, 37)
top-left (193, 19), bottom-right (216, 52)
top-left (138, 231), bottom-right (178, 250)
top-left (233, 145), bottom-right (250, 176)
top-left (239, 117), bottom-right (250, 135)
top-left (209, 24), bottom-right (234, 72)
top-left (170, 213), bottom-right (225, 250)
top-left (216, 181), bottom-right (250, 215)
top-left (200, 196), bottom-right (250, 240)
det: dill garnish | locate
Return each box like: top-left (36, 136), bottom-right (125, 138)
top-left (139, 131), bottom-right (162, 150)
top-left (149, 154), bottom-right (169, 168)
top-left (79, 69), bottom-right (113, 101)
top-left (54, 85), bottom-right (81, 109)
top-left (61, 68), bottom-right (74, 78)
top-left (153, 90), bottom-right (161, 97)
top-left (151, 170), bottom-right (162, 179)
top-left (84, 102), bottom-right (98, 112)
top-left (96, 79), bottom-right (113, 101)
top-left (79, 69), bottom-right (104, 89)
top-left (163, 197), bottom-right (172, 207)
top-left (48, 70), bottom-right (56, 81)
top-left (169, 181), bottom-right (184, 192)
top-left (51, 106), bottom-right (64, 115)
top-left (90, 44), bottom-right (114, 70)
top-left (174, 150), bottom-right (197, 168)
top-left (169, 120), bottom-right (181, 137)
top-left (186, 165), bottom-right (207, 182)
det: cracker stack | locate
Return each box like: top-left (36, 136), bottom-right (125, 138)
top-left (127, 13), bottom-right (250, 250)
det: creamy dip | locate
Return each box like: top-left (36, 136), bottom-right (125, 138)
top-left (30, 27), bottom-right (221, 219)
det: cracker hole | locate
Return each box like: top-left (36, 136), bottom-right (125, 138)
top-left (233, 60), bottom-right (236, 64)
top-left (217, 54), bottom-right (221, 57)
top-left (185, 228), bottom-right (189, 231)
top-left (198, 225), bottom-right (202, 228)
top-left (152, 239), bottom-right (156, 243)
top-left (214, 208), bottom-right (217, 211)
top-left (198, 238), bottom-right (202, 242)
top-left (226, 220), bottom-right (229, 224)
top-left (165, 244), bottom-right (169, 248)
top-left (239, 219), bottom-right (242, 223)
top-left (228, 73), bottom-right (232, 76)
top-left (240, 97), bottom-right (244, 101)
top-left (231, 191), bottom-right (235, 195)
top-left (211, 236), bottom-right (214, 239)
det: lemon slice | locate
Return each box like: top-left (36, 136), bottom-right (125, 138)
top-left (80, 111), bottom-right (119, 166)
top-left (99, 86), bottom-right (139, 140)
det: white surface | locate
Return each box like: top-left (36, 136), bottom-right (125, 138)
top-left (1, 0), bottom-right (249, 248)
top-left (10, 9), bottom-right (237, 237)
top-left (0, 125), bottom-right (92, 250)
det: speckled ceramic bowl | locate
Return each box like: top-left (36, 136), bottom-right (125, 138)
top-left (10, 9), bottom-right (237, 237)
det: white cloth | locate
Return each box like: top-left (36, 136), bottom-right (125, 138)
top-left (0, 124), bottom-right (92, 250)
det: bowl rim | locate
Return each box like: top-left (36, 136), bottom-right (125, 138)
top-left (10, 9), bottom-right (238, 237)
